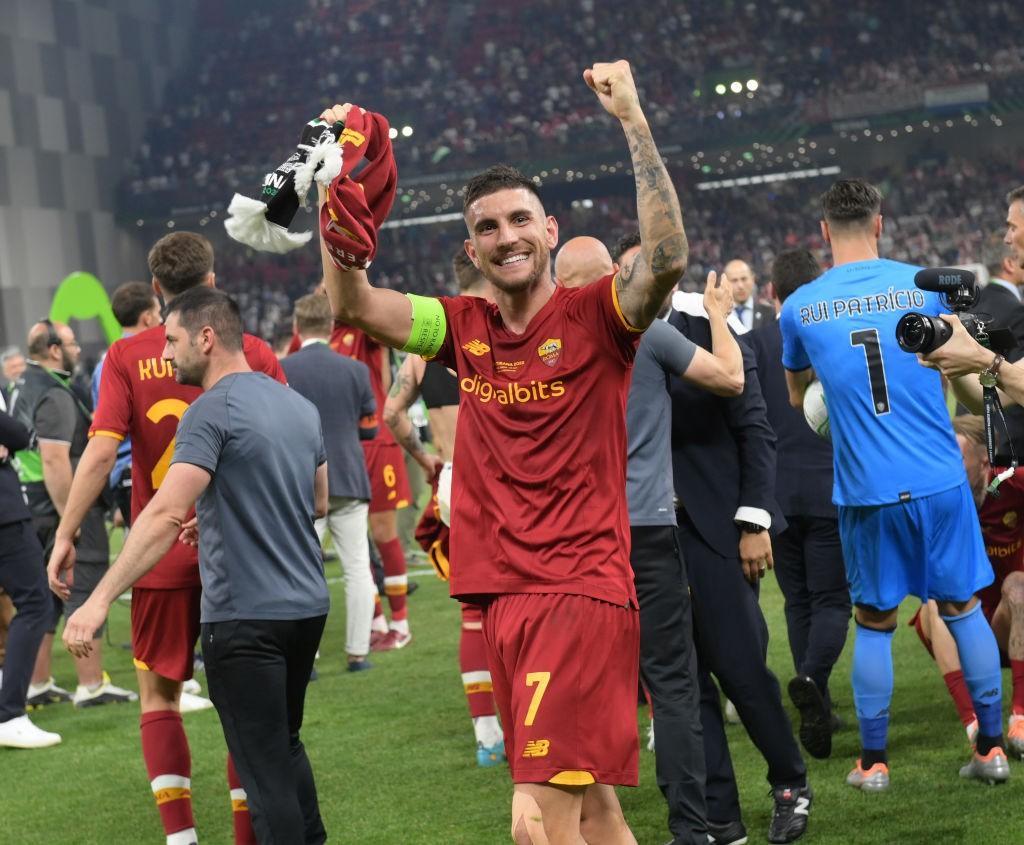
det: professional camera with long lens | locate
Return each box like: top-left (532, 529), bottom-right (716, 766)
top-left (895, 268), bottom-right (1017, 355)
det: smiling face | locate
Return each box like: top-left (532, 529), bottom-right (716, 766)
top-left (463, 187), bottom-right (558, 295)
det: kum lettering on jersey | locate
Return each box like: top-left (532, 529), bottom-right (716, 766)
top-left (90, 326), bottom-right (285, 589)
top-left (779, 258), bottom-right (966, 507)
top-left (431, 276), bottom-right (641, 608)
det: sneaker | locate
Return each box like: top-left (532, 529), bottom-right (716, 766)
top-left (724, 699), bottom-right (741, 725)
top-left (179, 691), bottom-right (214, 713)
top-left (372, 629), bottom-right (412, 651)
top-left (347, 659), bottom-right (373, 673)
top-left (845, 759), bottom-right (890, 792)
top-left (0, 714), bottom-right (62, 748)
top-left (72, 672), bottom-right (139, 708)
top-left (959, 747), bottom-right (1010, 784)
top-left (406, 580), bottom-right (420, 596)
top-left (369, 629), bottom-right (389, 650)
top-left (768, 784), bottom-right (811, 843)
top-left (182, 678), bottom-right (202, 695)
top-left (707, 820), bottom-right (748, 845)
top-left (476, 740), bottom-right (507, 767)
top-left (1007, 714), bottom-right (1024, 759)
top-left (26, 677), bottom-right (72, 710)
top-left (788, 676), bottom-right (832, 760)
top-left (966, 716), bottom-right (979, 746)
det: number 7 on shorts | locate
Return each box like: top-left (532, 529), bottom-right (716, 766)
top-left (524, 671), bottom-right (551, 726)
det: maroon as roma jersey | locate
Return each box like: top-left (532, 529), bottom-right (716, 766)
top-left (90, 326), bottom-right (285, 589)
top-left (432, 275), bottom-right (641, 607)
top-left (977, 467), bottom-right (1024, 617)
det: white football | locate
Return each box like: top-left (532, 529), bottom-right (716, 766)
top-left (802, 380), bottom-right (830, 440)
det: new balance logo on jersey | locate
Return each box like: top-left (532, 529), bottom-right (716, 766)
top-left (462, 339), bottom-right (490, 356)
top-left (460, 373), bottom-right (565, 407)
top-left (522, 740), bottom-right (550, 758)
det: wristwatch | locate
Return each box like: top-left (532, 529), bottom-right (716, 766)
top-left (735, 520), bottom-right (766, 534)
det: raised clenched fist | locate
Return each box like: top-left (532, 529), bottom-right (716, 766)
top-left (583, 60), bottom-right (643, 123)
top-left (318, 103), bottom-right (366, 126)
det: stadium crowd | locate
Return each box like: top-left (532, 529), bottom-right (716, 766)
top-left (198, 146), bottom-right (1023, 340)
top-left (119, 0), bottom-right (1024, 214)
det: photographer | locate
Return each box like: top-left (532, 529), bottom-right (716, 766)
top-left (921, 187), bottom-right (1024, 407)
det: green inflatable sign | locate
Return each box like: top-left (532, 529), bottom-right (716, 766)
top-left (49, 271), bottom-right (121, 345)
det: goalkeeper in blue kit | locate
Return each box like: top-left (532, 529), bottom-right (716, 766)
top-left (780, 179), bottom-right (1008, 789)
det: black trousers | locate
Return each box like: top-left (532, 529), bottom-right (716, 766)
top-left (202, 615), bottom-right (328, 845)
top-left (631, 525), bottom-right (707, 845)
top-left (0, 520), bottom-right (50, 722)
top-left (772, 515), bottom-right (851, 705)
top-left (677, 511), bottom-right (806, 824)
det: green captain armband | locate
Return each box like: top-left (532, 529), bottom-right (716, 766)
top-left (402, 293), bottom-right (447, 358)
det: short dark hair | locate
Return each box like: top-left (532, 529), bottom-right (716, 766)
top-left (1007, 186), bottom-right (1024, 206)
top-left (612, 232), bottom-right (642, 263)
top-left (463, 164), bottom-right (542, 213)
top-left (452, 249), bottom-right (485, 292)
top-left (148, 232), bottom-right (215, 296)
top-left (110, 281), bottom-right (157, 328)
top-left (164, 287), bottom-right (243, 352)
top-left (292, 293), bottom-right (333, 336)
top-left (772, 250), bottom-right (822, 304)
top-left (820, 179), bottom-right (882, 230)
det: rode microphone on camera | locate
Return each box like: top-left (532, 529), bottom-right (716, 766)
top-left (913, 267), bottom-right (977, 310)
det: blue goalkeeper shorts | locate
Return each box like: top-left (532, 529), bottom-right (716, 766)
top-left (838, 481), bottom-right (993, 610)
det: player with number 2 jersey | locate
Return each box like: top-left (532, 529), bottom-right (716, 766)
top-left (90, 325), bottom-right (285, 679)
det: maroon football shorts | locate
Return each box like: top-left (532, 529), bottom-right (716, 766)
top-left (482, 592), bottom-right (640, 786)
top-left (131, 586), bottom-right (202, 682)
top-left (365, 442), bottom-right (412, 514)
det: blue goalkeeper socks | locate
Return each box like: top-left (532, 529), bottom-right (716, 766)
top-left (852, 623), bottom-right (894, 758)
top-left (943, 602), bottom-right (1003, 744)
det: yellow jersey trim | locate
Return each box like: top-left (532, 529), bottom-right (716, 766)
top-left (610, 275), bottom-right (644, 333)
top-left (90, 429), bottom-right (125, 442)
top-left (548, 770), bottom-right (596, 786)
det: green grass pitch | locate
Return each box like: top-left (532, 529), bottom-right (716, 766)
top-left (5, 553), bottom-right (1024, 844)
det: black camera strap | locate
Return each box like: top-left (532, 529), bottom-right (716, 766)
top-left (981, 379), bottom-right (1017, 497)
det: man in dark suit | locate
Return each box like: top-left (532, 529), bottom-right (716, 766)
top-left (668, 301), bottom-right (811, 845)
top-left (282, 292), bottom-right (378, 672)
top-left (977, 253), bottom-right (1024, 461)
top-left (725, 259), bottom-right (774, 334)
top-left (977, 254), bottom-right (1024, 355)
top-left (746, 250), bottom-right (851, 761)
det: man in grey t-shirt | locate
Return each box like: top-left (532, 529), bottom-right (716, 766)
top-left (63, 288), bottom-right (330, 845)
